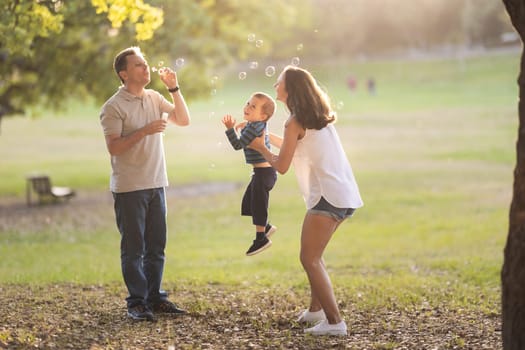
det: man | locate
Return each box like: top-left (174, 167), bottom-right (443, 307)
top-left (100, 46), bottom-right (190, 321)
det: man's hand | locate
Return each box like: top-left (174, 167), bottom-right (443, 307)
top-left (143, 119), bottom-right (167, 135)
top-left (158, 67), bottom-right (178, 90)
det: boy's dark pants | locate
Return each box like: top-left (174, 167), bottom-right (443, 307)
top-left (241, 167), bottom-right (277, 227)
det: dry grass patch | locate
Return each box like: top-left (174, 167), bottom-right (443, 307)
top-left (0, 284), bottom-right (500, 350)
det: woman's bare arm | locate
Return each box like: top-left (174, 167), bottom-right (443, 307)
top-left (269, 133), bottom-right (283, 148)
top-left (250, 117), bottom-right (304, 174)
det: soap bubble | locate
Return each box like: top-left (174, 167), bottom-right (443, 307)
top-left (239, 71), bottom-right (247, 80)
top-left (175, 57), bottom-right (185, 67)
top-left (291, 57), bottom-right (300, 66)
top-left (336, 101), bottom-right (344, 110)
top-left (151, 67), bottom-right (158, 73)
top-left (211, 89), bottom-right (217, 96)
top-left (158, 61), bottom-right (164, 67)
top-left (249, 61), bottom-right (258, 69)
top-left (255, 39), bottom-right (263, 48)
top-left (297, 43), bottom-right (304, 51)
top-left (211, 76), bottom-right (219, 85)
top-left (247, 33), bottom-right (256, 42)
top-left (264, 66), bottom-right (276, 77)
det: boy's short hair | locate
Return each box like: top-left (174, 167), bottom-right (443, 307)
top-left (113, 46), bottom-right (144, 84)
top-left (253, 92), bottom-right (276, 120)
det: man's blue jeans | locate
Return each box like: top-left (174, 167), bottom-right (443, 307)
top-left (113, 188), bottom-right (168, 308)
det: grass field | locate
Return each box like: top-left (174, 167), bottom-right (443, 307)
top-left (0, 51), bottom-right (519, 349)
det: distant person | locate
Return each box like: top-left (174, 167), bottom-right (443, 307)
top-left (346, 75), bottom-right (357, 92)
top-left (99, 46), bottom-right (190, 321)
top-left (249, 66), bottom-right (363, 336)
top-left (367, 77), bottom-right (376, 96)
top-left (221, 92), bottom-right (278, 256)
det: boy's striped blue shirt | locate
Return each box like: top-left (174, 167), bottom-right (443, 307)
top-left (225, 121), bottom-right (271, 164)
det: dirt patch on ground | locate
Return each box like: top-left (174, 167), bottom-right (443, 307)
top-left (0, 283), bottom-right (500, 350)
top-left (1, 182), bottom-right (242, 210)
top-left (0, 182), bottom-right (242, 234)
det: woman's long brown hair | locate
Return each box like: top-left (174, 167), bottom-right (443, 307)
top-left (283, 65), bottom-right (336, 130)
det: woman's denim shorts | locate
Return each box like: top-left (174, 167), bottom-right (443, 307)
top-left (308, 196), bottom-right (356, 221)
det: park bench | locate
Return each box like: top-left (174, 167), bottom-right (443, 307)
top-left (26, 175), bottom-right (75, 206)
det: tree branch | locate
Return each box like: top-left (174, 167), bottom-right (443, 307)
top-left (503, 0), bottom-right (525, 37)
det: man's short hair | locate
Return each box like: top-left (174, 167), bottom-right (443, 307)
top-left (113, 46), bottom-right (144, 84)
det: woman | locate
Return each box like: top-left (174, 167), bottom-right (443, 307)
top-left (249, 65), bottom-right (363, 336)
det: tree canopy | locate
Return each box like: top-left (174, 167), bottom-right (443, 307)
top-left (0, 0), bottom-right (514, 121)
top-left (0, 0), bottom-right (306, 121)
top-left (91, 0), bottom-right (164, 41)
top-left (0, 0), bottom-right (166, 118)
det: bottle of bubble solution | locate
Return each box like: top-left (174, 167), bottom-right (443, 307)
top-left (161, 112), bottom-right (168, 136)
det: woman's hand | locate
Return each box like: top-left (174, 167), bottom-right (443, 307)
top-left (235, 121), bottom-right (247, 132)
top-left (252, 116), bottom-right (303, 175)
top-left (248, 134), bottom-right (266, 152)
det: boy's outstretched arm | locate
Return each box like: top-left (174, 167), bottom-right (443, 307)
top-left (222, 114), bottom-right (243, 150)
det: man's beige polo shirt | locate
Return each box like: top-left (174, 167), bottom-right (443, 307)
top-left (100, 87), bottom-right (173, 193)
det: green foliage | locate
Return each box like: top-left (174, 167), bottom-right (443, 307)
top-left (0, 0), bottom-right (162, 59)
top-left (1, 2), bottom-right (119, 116)
top-left (0, 0), bottom-right (514, 120)
top-left (0, 1), bottom-right (64, 57)
top-left (91, 0), bottom-right (163, 41)
top-left (0, 0), bottom-right (305, 120)
top-left (0, 0), bottom-right (161, 117)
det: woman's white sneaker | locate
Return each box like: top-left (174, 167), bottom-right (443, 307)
top-left (297, 309), bottom-right (326, 324)
top-left (304, 320), bottom-right (347, 336)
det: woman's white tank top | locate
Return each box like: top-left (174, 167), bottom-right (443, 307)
top-left (292, 124), bottom-right (363, 210)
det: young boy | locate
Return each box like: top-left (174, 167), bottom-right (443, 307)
top-left (222, 92), bottom-right (278, 256)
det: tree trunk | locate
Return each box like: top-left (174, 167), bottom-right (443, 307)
top-left (502, 1), bottom-right (525, 349)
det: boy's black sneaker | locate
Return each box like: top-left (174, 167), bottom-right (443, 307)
top-left (265, 223), bottom-right (277, 238)
top-left (151, 300), bottom-right (187, 315)
top-left (127, 304), bottom-right (155, 322)
top-left (246, 236), bottom-right (272, 256)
